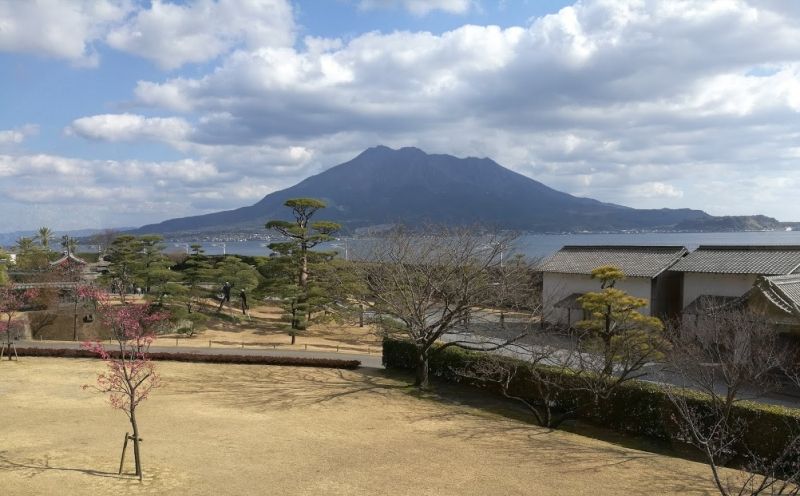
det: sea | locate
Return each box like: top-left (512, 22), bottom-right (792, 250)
top-left (97, 230), bottom-right (800, 260)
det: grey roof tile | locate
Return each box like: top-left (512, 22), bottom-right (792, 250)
top-left (539, 245), bottom-right (688, 278)
top-left (670, 246), bottom-right (800, 275)
top-left (757, 274), bottom-right (800, 315)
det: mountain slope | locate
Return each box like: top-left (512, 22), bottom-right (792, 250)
top-left (133, 146), bottom-right (710, 234)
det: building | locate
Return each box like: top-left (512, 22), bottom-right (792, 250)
top-left (668, 245), bottom-right (800, 320)
top-left (749, 274), bottom-right (800, 333)
top-left (539, 245), bottom-right (688, 326)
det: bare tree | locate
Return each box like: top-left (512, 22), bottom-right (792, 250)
top-left (664, 308), bottom-right (800, 495)
top-left (0, 285), bottom-right (39, 360)
top-left (456, 332), bottom-right (578, 427)
top-left (364, 226), bottom-right (538, 389)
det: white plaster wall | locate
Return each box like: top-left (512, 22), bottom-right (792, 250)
top-left (542, 272), bottom-right (653, 325)
top-left (681, 272), bottom-right (758, 308)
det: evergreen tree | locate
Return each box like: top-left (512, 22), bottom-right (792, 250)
top-left (258, 245), bottom-right (305, 341)
top-left (263, 198), bottom-right (340, 342)
top-left (15, 236), bottom-right (49, 270)
top-left (36, 227), bottom-right (54, 252)
top-left (577, 265), bottom-right (667, 377)
top-left (104, 235), bottom-right (141, 302)
top-left (172, 244), bottom-right (214, 314)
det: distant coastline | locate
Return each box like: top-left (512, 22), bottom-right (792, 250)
top-left (62, 230), bottom-right (800, 260)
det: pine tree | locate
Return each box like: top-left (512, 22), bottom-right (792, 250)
top-left (263, 198), bottom-right (340, 343)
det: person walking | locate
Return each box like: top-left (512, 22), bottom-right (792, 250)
top-left (217, 281), bottom-right (232, 312)
top-left (239, 289), bottom-right (249, 316)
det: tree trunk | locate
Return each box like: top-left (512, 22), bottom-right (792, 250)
top-left (291, 333), bottom-right (296, 345)
top-left (359, 304), bottom-right (364, 327)
top-left (602, 306), bottom-right (614, 375)
top-left (300, 251), bottom-right (308, 289)
top-left (130, 410), bottom-right (143, 481)
top-left (414, 347), bottom-right (430, 389)
top-left (73, 300), bottom-right (79, 341)
top-left (6, 315), bottom-right (12, 361)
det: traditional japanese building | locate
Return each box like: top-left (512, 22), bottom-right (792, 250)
top-left (539, 245), bottom-right (688, 326)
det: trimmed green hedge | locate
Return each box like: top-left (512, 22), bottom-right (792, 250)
top-left (16, 347), bottom-right (361, 369)
top-left (383, 338), bottom-right (800, 461)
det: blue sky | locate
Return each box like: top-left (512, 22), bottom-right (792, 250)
top-left (1, 0), bottom-right (799, 232)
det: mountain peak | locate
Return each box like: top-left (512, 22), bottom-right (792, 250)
top-left (360, 145), bottom-right (425, 156)
top-left (132, 146), bottom-right (711, 235)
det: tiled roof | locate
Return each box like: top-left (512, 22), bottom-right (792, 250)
top-left (756, 274), bottom-right (800, 316)
top-left (539, 245), bottom-right (688, 278)
top-left (670, 245), bottom-right (800, 275)
top-left (50, 252), bottom-right (88, 266)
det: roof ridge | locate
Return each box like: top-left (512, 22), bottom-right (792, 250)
top-left (762, 274), bottom-right (800, 282)
top-left (695, 245), bottom-right (800, 251)
top-left (561, 245), bottom-right (686, 251)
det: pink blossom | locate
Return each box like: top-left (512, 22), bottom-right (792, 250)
top-left (80, 291), bottom-right (168, 415)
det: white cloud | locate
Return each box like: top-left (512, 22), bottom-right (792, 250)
top-left (359, 0), bottom-right (472, 16)
top-left (66, 114), bottom-right (192, 143)
top-left (0, 125), bottom-right (38, 146)
top-left (0, 152), bottom-right (286, 230)
top-left (0, 0), bottom-right (131, 66)
top-left (628, 182), bottom-right (684, 200)
top-left (105, 0), bottom-right (295, 69)
top-left (0, 0), bottom-right (294, 69)
top-left (15, 0), bottom-right (800, 228)
top-left (0, 154), bottom-right (92, 178)
top-left (116, 0), bottom-right (800, 220)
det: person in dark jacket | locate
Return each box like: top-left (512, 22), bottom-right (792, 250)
top-left (217, 281), bottom-right (232, 312)
top-left (239, 289), bottom-right (249, 316)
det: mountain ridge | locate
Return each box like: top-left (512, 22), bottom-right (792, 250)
top-left (131, 146), bottom-right (766, 235)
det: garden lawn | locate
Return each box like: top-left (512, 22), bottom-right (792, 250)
top-left (0, 358), bottom-right (720, 495)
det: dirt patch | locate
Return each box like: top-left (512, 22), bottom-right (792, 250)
top-left (156, 300), bottom-right (382, 354)
top-left (0, 358), bottom-right (721, 495)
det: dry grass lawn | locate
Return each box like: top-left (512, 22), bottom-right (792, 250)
top-left (1, 358), bottom-right (722, 495)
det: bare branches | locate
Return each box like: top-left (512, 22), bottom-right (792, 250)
top-left (364, 225), bottom-right (539, 388)
top-left (664, 308), bottom-right (800, 496)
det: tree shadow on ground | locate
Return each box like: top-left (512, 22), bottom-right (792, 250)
top-left (382, 370), bottom-right (715, 494)
top-left (164, 365), bottom-right (714, 494)
top-left (165, 366), bottom-right (409, 411)
top-left (0, 451), bottom-right (127, 480)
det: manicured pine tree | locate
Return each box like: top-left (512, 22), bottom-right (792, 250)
top-left (264, 198), bottom-right (340, 342)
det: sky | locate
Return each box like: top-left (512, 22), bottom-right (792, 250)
top-left (1, 0), bottom-right (800, 233)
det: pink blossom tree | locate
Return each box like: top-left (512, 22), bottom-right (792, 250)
top-left (82, 293), bottom-right (169, 481)
top-left (0, 285), bottom-right (39, 360)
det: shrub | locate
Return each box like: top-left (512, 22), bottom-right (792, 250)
top-left (15, 347), bottom-right (361, 369)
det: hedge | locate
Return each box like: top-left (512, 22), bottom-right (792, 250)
top-left (383, 338), bottom-right (800, 462)
top-left (14, 347), bottom-right (361, 370)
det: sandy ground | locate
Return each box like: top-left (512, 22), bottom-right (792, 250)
top-left (0, 358), bottom-right (722, 495)
top-left (151, 300), bottom-right (382, 355)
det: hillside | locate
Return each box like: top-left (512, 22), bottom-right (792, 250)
top-left (133, 146), bottom-right (713, 235)
top-left (674, 215), bottom-right (781, 232)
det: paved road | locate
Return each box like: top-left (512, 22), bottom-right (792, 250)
top-left (14, 340), bottom-right (384, 369)
top-left (441, 331), bottom-right (800, 408)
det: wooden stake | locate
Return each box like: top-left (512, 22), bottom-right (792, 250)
top-left (118, 432), bottom-right (130, 475)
